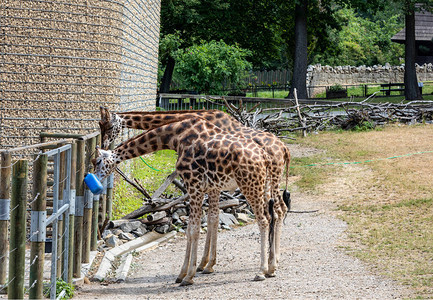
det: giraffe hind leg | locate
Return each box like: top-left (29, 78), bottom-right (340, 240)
top-left (266, 198), bottom-right (277, 278)
top-left (197, 190), bottom-right (219, 273)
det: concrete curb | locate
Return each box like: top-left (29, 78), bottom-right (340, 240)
top-left (115, 254), bottom-right (133, 283)
top-left (93, 231), bottom-right (177, 282)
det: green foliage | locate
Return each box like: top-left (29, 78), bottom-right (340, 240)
top-left (43, 279), bottom-right (74, 300)
top-left (311, 6), bottom-right (405, 66)
top-left (159, 32), bottom-right (183, 64)
top-left (173, 40), bottom-right (252, 94)
top-left (113, 150), bottom-right (179, 219)
top-left (328, 84), bottom-right (345, 92)
top-left (352, 121), bottom-right (375, 132)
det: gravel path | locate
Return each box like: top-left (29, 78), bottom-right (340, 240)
top-left (75, 191), bottom-right (407, 299)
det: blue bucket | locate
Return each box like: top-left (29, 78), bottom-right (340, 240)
top-left (84, 173), bottom-right (103, 194)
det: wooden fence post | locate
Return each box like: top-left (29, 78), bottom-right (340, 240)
top-left (0, 152), bottom-right (11, 290)
top-left (82, 137), bottom-right (96, 262)
top-left (68, 143), bottom-right (76, 283)
top-left (8, 160), bottom-right (28, 299)
top-left (73, 140), bottom-right (85, 278)
top-left (91, 135), bottom-right (101, 250)
top-left (29, 154), bottom-right (48, 299)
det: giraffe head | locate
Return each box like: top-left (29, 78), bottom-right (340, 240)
top-left (92, 148), bottom-right (117, 181)
top-left (99, 106), bottom-right (123, 149)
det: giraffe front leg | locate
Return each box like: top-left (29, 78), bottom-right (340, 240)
top-left (176, 225), bottom-right (192, 283)
top-left (179, 202), bottom-right (202, 286)
top-left (180, 222), bottom-right (200, 286)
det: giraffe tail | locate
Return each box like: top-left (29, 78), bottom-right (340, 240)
top-left (268, 198), bottom-right (275, 249)
top-left (283, 146), bottom-right (291, 212)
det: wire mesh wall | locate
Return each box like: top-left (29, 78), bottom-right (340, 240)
top-left (1, 0), bottom-right (161, 148)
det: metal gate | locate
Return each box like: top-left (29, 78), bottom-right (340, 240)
top-left (30, 144), bottom-right (73, 299)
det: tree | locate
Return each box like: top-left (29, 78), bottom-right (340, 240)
top-left (158, 0), bottom-right (284, 92)
top-left (403, 2), bottom-right (421, 100)
top-left (173, 40), bottom-right (252, 94)
top-left (400, 0), bottom-right (433, 100)
top-left (289, 1), bottom-right (308, 99)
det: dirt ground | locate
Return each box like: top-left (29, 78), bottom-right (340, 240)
top-left (75, 146), bottom-right (410, 299)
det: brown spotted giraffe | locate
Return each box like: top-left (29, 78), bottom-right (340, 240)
top-left (99, 107), bottom-right (291, 265)
top-left (93, 117), bottom-right (280, 285)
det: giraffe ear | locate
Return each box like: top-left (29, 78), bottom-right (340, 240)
top-left (100, 106), bottom-right (111, 122)
top-left (95, 146), bottom-right (101, 157)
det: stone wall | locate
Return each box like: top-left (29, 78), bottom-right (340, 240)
top-left (307, 63), bottom-right (433, 96)
top-left (1, 0), bottom-right (161, 148)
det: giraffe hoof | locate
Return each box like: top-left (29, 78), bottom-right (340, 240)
top-left (175, 277), bottom-right (183, 283)
top-left (253, 274), bottom-right (266, 281)
top-left (265, 273), bottom-right (276, 278)
top-left (179, 279), bottom-right (194, 286)
top-left (202, 267), bottom-right (214, 274)
top-left (196, 266), bottom-right (204, 272)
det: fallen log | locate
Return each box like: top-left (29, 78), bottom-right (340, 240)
top-left (147, 211), bottom-right (167, 222)
top-left (140, 217), bottom-right (171, 225)
top-left (151, 171), bottom-right (177, 199)
top-left (116, 167), bottom-right (151, 199)
top-left (123, 194), bottom-right (189, 220)
top-left (219, 199), bottom-right (240, 210)
top-left (107, 219), bottom-right (131, 229)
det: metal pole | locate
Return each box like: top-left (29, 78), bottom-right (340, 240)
top-left (56, 151), bottom-right (66, 278)
top-left (68, 143), bottom-right (76, 283)
top-left (62, 146), bottom-right (72, 282)
top-left (8, 160), bottom-right (28, 299)
top-left (29, 154), bottom-right (48, 299)
top-left (0, 152), bottom-right (11, 290)
top-left (50, 151), bottom-right (60, 300)
top-left (106, 142), bottom-right (114, 220)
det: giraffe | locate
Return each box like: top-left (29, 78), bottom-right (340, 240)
top-left (93, 117), bottom-right (281, 285)
top-left (99, 107), bottom-right (291, 266)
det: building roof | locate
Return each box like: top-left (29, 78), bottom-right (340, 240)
top-left (391, 8), bottom-right (433, 43)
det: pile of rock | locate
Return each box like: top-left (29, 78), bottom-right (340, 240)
top-left (99, 203), bottom-right (255, 250)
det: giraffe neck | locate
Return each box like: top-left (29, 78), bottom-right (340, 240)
top-left (113, 113), bottom-right (126, 127)
top-left (115, 110), bottom-right (243, 132)
top-left (112, 117), bottom-right (209, 163)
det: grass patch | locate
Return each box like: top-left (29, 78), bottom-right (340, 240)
top-left (289, 155), bottom-right (335, 191)
top-left (112, 150), bottom-right (179, 219)
top-left (294, 124), bottom-right (433, 298)
top-left (339, 198), bottom-right (433, 297)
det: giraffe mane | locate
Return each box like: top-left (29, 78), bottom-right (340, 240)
top-left (113, 116), bottom-right (211, 150)
top-left (116, 109), bottom-right (219, 115)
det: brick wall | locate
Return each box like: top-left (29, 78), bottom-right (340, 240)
top-left (1, 0), bottom-right (161, 148)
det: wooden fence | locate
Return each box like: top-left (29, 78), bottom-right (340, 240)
top-left (0, 131), bottom-right (114, 299)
